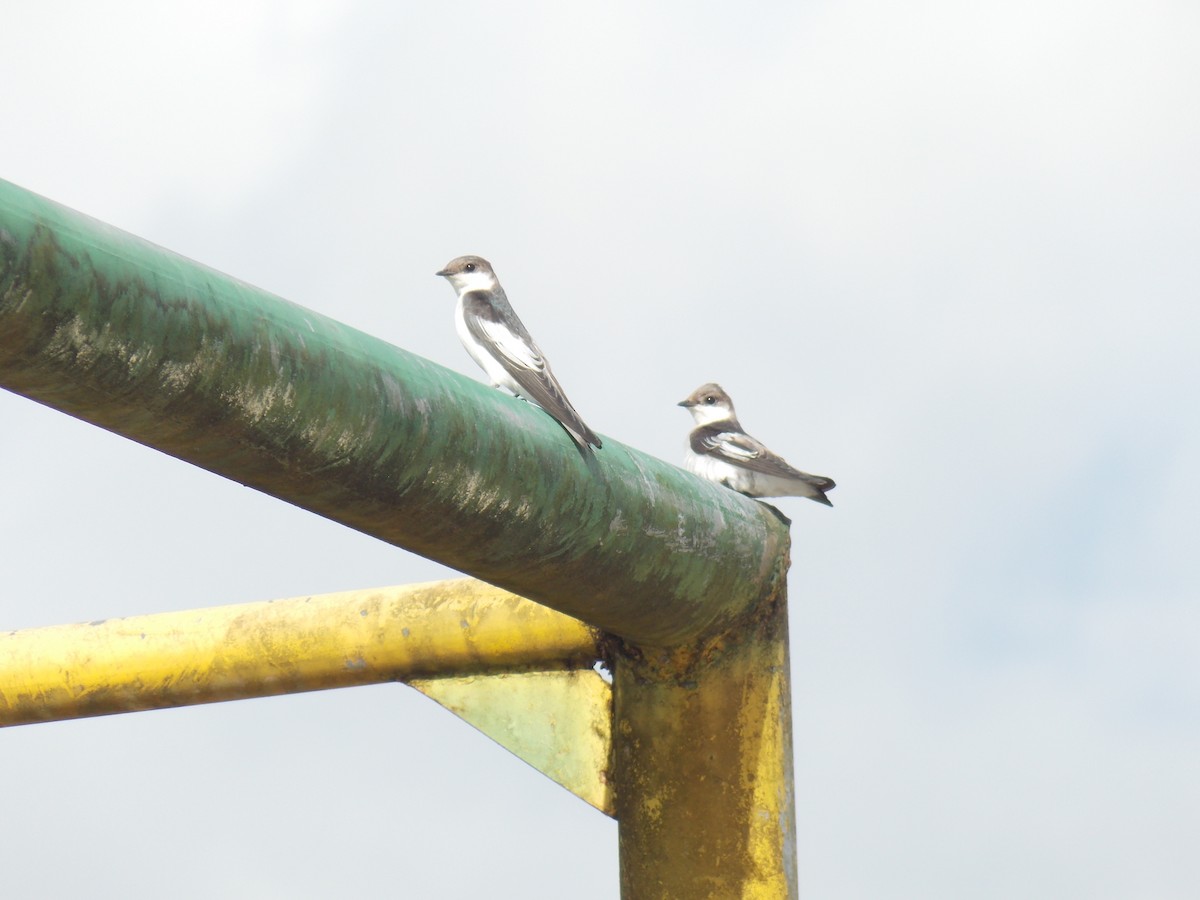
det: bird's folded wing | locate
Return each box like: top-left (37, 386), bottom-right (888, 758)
top-left (474, 316), bottom-right (543, 372)
top-left (461, 293), bottom-right (597, 445)
top-left (701, 430), bottom-right (821, 482)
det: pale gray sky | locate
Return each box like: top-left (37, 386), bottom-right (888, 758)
top-left (2, 2), bottom-right (1198, 897)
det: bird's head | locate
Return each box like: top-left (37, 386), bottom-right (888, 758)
top-left (678, 382), bottom-right (736, 426)
top-left (436, 255), bottom-right (498, 294)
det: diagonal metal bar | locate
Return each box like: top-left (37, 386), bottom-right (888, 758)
top-left (0, 178), bottom-right (789, 647)
top-left (411, 668), bottom-right (614, 816)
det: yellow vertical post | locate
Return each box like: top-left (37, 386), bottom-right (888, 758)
top-left (614, 563), bottom-right (797, 899)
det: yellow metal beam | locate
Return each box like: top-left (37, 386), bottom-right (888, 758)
top-left (0, 578), bottom-right (601, 726)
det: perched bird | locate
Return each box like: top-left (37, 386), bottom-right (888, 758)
top-left (678, 382), bottom-right (835, 505)
top-left (436, 255), bottom-right (602, 449)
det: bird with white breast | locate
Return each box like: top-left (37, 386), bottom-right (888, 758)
top-left (436, 255), bottom-right (602, 451)
top-left (679, 382), bottom-right (834, 506)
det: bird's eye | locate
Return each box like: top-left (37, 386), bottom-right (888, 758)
top-left (704, 396), bottom-right (716, 405)
top-left (464, 263), bottom-right (476, 272)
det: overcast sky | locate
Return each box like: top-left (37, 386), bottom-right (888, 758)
top-left (2, 2), bottom-right (1198, 897)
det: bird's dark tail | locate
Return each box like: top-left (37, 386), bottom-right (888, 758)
top-left (808, 475), bottom-right (835, 506)
top-left (564, 421), bottom-right (602, 452)
top-left (559, 421), bottom-right (603, 461)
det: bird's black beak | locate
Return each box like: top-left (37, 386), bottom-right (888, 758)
top-left (435, 269), bottom-right (450, 277)
top-left (677, 400), bottom-right (692, 408)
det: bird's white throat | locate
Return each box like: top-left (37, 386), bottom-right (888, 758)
top-left (446, 269), bottom-right (498, 295)
top-left (687, 403), bottom-right (735, 427)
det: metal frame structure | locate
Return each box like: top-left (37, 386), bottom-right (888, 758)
top-left (0, 178), bottom-right (797, 897)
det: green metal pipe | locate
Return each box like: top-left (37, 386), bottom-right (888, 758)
top-left (0, 178), bottom-right (789, 646)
